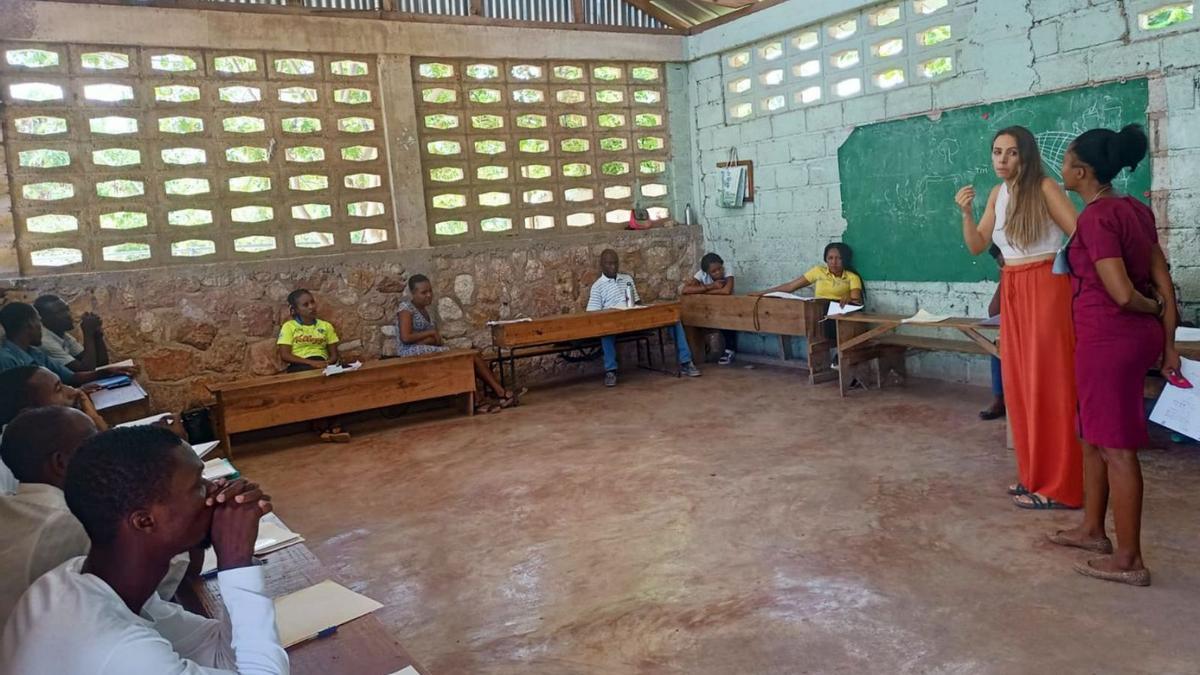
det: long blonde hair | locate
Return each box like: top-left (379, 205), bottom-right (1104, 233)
top-left (996, 126), bottom-right (1050, 250)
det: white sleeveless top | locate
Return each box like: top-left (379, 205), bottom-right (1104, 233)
top-left (992, 182), bottom-right (1062, 260)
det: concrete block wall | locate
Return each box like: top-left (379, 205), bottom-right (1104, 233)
top-left (687, 0), bottom-right (1200, 387)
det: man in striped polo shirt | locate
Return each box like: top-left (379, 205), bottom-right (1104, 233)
top-left (586, 249), bottom-right (701, 387)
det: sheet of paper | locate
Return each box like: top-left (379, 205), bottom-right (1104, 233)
top-left (1176, 326), bottom-right (1200, 342)
top-left (115, 412), bottom-right (172, 428)
top-left (387, 667), bottom-right (422, 675)
top-left (274, 580), bottom-right (384, 648)
top-left (202, 458), bottom-right (239, 481)
top-left (97, 359), bottom-right (135, 371)
top-left (486, 317), bottom-right (533, 326)
top-left (201, 514), bottom-right (303, 574)
top-left (323, 360), bottom-right (362, 376)
top-left (902, 309), bottom-right (952, 324)
top-left (826, 302), bottom-right (863, 317)
top-left (979, 314), bottom-right (1001, 327)
top-left (762, 291), bottom-right (811, 301)
top-left (90, 380), bottom-right (147, 410)
top-left (192, 440), bottom-right (220, 459)
top-left (1150, 357), bottom-right (1200, 441)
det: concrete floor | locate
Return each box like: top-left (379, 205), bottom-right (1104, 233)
top-left (234, 366), bottom-right (1200, 675)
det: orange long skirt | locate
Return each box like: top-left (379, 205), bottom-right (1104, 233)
top-left (1000, 260), bottom-right (1083, 507)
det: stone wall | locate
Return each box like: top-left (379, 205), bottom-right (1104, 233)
top-left (0, 226), bottom-right (699, 412)
top-left (686, 0), bottom-right (1200, 387)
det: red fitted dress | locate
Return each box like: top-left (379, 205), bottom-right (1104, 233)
top-left (1067, 195), bottom-right (1164, 450)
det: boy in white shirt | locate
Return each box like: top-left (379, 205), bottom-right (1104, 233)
top-left (0, 425), bottom-right (288, 675)
top-left (0, 407), bottom-right (191, 623)
top-left (33, 294), bottom-right (110, 372)
top-left (586, 248), bottom-right (701, 387)
top-left (681, 252), bottom-right (738, 365)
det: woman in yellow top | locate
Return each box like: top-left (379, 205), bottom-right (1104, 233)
top-left (755, 243), bottom-right (864, 305)
top-left (277, 288), bottom-right (348, 442)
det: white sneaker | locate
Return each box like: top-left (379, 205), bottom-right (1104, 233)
top-left (718, 350), bottom-right (735, 365)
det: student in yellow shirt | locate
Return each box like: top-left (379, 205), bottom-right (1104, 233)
top-left (277, 289), bottom-right (348, 442)
top-left (754, 243), bottom-right (864, 306)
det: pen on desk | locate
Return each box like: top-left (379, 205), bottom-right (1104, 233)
top-left (292, 625), bottom-right (339, 647)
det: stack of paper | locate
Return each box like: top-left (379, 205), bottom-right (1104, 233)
top-left (192, 441), bottom-right (221, 459)
top-left (114, 412), bottom-right (173, 428)
top-left (1177, 326), bottom-right (1200, 342)
top-left (826, 302), bottom-right (863, 317)
top-left (763, 291), bottom-right (811, 301)
top-left (97, 359), bottom-right (135, 372)
top-left (201, 513), bottom-right (304, 575)
top-left (274, 580), bottom-right (384, 648)
top-left (322, 361), bottom-right (362, 376)
top-left (902, 309), bottom-right (951, 324)
top-left (202, 458), bottom-right (239, 481)
top-left (1150, 357), bottom-right (1200, 440)
top-left (90, 380), bottom-right (148, 410)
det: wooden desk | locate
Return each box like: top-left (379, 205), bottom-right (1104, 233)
top-left (180, 544), bottom-right (425, 675)
top-left (490, 303), bottom-right (682, 387)
top-left (680, 295), bottom-right (833, 383)
top-left (207, 350), bottom-right (477, 454)
top-left (834, 313), bottom-right (1000, 397)
top-left (1180, 341), bottom-right (1200, 360)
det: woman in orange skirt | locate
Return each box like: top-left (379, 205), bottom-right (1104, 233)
top-left (954, 126), bottom-right (1083, 509)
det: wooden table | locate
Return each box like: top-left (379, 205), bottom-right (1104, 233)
top-left (834, 313), bottom-right (1000, 397)
top-left (179, 544), bottom-right (425, 675)
top-left (490, 303), bottom-right (682, 387)
top-left (207, 350), bottom-right (477, 454)
top-left (1180, 341), bottom-right (1200, 360)
top-left (680, 295), bottom-right (833, 383)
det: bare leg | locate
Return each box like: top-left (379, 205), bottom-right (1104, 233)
top-left (1053, 440), bottom-right (1109, 543)
top-left (472, 353), bottom-right (510, 399)
top-left (1092, 446), bottom-right (1145, 572)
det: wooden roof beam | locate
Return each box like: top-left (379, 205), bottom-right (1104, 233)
top-left (621, 0), bottom-right (691, 30)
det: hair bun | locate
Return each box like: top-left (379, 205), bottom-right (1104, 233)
top-left (1115, 124), bottom-right (1148, 171)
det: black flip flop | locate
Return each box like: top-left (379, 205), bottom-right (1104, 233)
top-left (1007, 483), bottom-right (1028, 496)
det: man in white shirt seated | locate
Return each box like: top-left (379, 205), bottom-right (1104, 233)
top-left (33, 294), bottom-right (111, 372)
top-left (0, 425), bottom-right (288, 675)
top-left (586, 248), bottom-right (701, 387)
top-left (0, 407), bottom-right (192, 622)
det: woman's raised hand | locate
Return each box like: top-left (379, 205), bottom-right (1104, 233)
top-left (955, 185), bottom-right (976, 214)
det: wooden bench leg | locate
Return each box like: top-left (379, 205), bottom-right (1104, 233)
top-left (466, 391), bottom-right (475, 417)
top-left (807, 333), bottom-right (835, 385)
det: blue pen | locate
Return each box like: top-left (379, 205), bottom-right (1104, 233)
top-left (316, 626), bottom-right (338, 639)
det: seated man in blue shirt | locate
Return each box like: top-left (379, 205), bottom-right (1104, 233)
top-left (586, 248), bottom-right (701, 387)
top-left (0, 303), bottom-right (130, 386)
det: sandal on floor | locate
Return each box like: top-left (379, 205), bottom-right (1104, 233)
top-left (320, 431), bottom-right (352, 443)
top-left (1047, 530), bottom-right (1114, 554)
top-left (1012, 493), bottom-right (1077, 510)
top-left (1073, 558), bottom-right (1151, 587)
top-left (475, 402), bottom-right (502, 414)
top-left (1007, 483), bottom-right (1029, 496)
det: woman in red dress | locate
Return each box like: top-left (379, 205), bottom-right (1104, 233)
top-left (1048, 125), bottom-right (1184, 587)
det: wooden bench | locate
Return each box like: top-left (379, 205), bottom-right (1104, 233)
top-left (207, 350), bottom-right (477, 454)
top-left (177, 543), bottom-right (426, 675)
top-left (490, 303), bottom-right (682, 388)
top-left (680, 294), bottom-right (833, 383)
top-left (833, 313), bottom-right (1000, 397)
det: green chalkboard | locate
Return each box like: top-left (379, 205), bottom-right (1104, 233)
top-left (840, 80), bottom-right (1151, 283)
